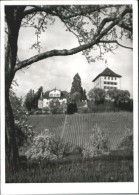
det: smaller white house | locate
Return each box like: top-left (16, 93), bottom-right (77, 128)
top-left (38, 88), bottom-right (69, 109)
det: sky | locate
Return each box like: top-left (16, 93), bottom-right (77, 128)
top-left (14, 12), bottom-right (133, 99)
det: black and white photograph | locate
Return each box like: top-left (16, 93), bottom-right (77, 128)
top-left (1, 0), bottom-right (138, 194)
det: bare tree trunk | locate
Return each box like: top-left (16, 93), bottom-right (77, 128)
top-left (4, 6), bottom-right (26, 173)
top-left (5, 90), bottom-right (19, 172)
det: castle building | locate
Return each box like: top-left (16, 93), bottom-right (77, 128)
top-left (92, 67), bottom-right (122, 91)
top-left (38, 88), bottom-right (69, 109)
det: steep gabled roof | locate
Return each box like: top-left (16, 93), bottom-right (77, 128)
top-left (43, 91), bottom-right (50, 98)
top-left (92, 67), bottom-right (122, 82)
top-left (61, 91), bottom-right (69, 98)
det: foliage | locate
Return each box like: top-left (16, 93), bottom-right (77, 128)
top-left (70, 73), bottom-right (83, 94)
top-left (33, 86), bottom-right (43, 109)
top-left (82, 89), bottom-right (87, 101)
top-left (107, 89), bottom-right (130, 106)
top-left (24, 87), bottom-right (43, 111)
top-left (88, 88), bottom-right (106, 105)
top-left (9, 88), bottom-right (35, 149)
top-left (4, 4), bottom-right (133, 170)
top-left (67, 102), bottom-right (77, 114)
top-left (83, 125), bottom-right (110, 158)
top-left (9, 88), bottom-right (23, 117)
top-left (87, 100), bottom-right (118, 112)
top-left (7, 154), bottom-right (133, 183)
top-left (15, 5), bottom-right (133, 64)
top-left (77, 107), bottom-right (91, 114)
top-left (118, 127), bottom-right (133, 151)
top-left (25, 129), bottom-right (72, 161)
top-left (49, 99), bottom-right (64, 114)
top-left (70, 73), bottom-right (85, 101)
top-left (71, 91), bottom-right (81, 103)
top-left (24, 89), bottom-right (35, 111)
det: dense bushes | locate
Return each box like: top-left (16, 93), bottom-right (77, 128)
top-left (87, 100), bottom-right (118, 112)
top-left (25, 129), bottom-right (72, 161)
top-left (48, 100), bottom-right (67, 114)
top-left (83, 125), bottom-right (110, 158)
top-left (118, 127), bottom-right (133, 151)
top-left (67, 102), bottom-right (77, 114)
top-left (9, 89), bottom-right (35, 150)
top-left (77, 107), bottom-right (91, 114)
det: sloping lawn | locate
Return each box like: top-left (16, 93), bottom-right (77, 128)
top-left (6, 112), bottom-right (133, 183)
top-left (27, 112), bottom-right (133, 150)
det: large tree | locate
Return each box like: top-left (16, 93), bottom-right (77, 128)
top-left (88, 88), bottom-right (106, 105)
top-left (107, 89), bottom-right (130, 105)
top-left (24, 89), bottom-right (35, 111)
top-left (4, 4), bottom-right (132, 171)
top-left (70, 73), bottom-right (83, 98)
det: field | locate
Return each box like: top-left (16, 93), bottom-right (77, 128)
top-left (27, 112), bottom-right (133, 150)
top-left (7, 111), bottom-right (133, 183)
top-left (7, 154), bottom-right (133, 183)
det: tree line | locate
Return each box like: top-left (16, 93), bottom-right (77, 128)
top-left (24, 73), bottom-right (132, 113)
top-left (24, 73), bottom-right (87, 111)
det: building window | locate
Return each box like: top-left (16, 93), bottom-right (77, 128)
top-left (104, 86), bottom-right (110, 89)
top-left (115, 78), bottom-right (117, 80)
top-left (108, 77), bottom-right (110, 80)
top-left (104, 76), bottom-right (106, 79)
top-left (111, 77), bottom-right (113, 80)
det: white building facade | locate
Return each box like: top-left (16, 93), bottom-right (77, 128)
top-left (38, 88), bottom-right (68, 109)
top-left (92, 68), bottom-right (122, 91)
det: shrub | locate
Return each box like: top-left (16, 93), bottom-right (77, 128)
top-left (49, 99), bottom-right (63, 114)
top-left (15, 120), bottom-right (36, 155)
top-left (34, 110), bottom-right (42, 115)
top-left (82, 125), bottom-right (110, 158)
top-left (9, 89), bottom-right (35, 150)
top-left (67, 102), bottom-right (77, 114)
top-left (77, 107), bottom-right (91, 114)
top-left (25, 129), bottom-right (72, 161)
top-left (118, 127), bottom-right (133, 151)
top-left (50, 136), bottom-right (72, 158)
top-left (88, 88), bottom-right (106, 105)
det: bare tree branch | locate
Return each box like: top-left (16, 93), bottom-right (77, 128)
top-left (96, 8), bottom-right (132, 40)
top-left (99, 40), bottom-right (133, 50)
top-left (23, 5), bottom-right (122, 20)
top-left (14, 39), bottom-right (99, 72)
top-left (15, 6), bottom-right (132, 72)
top-left (118, 22), bottom-right (132, 33)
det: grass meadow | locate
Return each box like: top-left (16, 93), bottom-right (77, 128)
top-left (7, 112), bottom-right (133, 183)
top-left (27, 112), bottom-right (133, 150)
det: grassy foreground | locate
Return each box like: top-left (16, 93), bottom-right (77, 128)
top-left (7, 150), bottom-right (133, 183)
top-left (6, 112), bottom-right (133, 183)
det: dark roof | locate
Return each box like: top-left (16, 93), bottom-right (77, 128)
top-left (43, 90), bottom-right (69, 99)
top-left (92, 67), bottom-right (122, 82)
top-left (43, 91), bottom-right (50, 98)
top-left (61, 91), bottom-right (69, 98)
